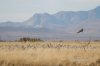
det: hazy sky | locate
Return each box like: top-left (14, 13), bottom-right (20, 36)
top-left (0, 0), bottom-right (100, 22)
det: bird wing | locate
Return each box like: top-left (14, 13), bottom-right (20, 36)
top-left (77, 28), bottom-right (83, 33)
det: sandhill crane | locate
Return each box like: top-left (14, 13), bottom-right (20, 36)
top-left (77, 28), bottom-right (83, 33)
top-left (77, 28), bottom-right (91, 52)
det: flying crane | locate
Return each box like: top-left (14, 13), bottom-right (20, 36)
top-left (77, 28), bottom-right (84, 33)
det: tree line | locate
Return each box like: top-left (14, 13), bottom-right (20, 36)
top-left (0, 37), bottom-right (43, 42)
top-left (17, 37), bottom-right (43, 42)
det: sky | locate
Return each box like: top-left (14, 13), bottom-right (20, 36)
top-left (0, 0), bottom-right (100, 22)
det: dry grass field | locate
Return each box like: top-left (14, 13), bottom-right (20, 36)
top-left (0, 41), bottom-right (100, 66)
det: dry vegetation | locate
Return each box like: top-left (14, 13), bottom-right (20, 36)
top-left (0, 41), bottom-right (100, 66)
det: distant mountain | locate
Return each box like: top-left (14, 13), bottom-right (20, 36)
top-left (0, 6), bottom-right (100, 40)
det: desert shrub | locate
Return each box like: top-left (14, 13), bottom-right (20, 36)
top-left (94, 40), bottom-right (100, 42)
top-left (89, 62), bottom-right (96, 66)
top-left (0, 40), bottom-right (5, 42)
top-left (17, 37), bottom-right (43, 42)
top-left (96, 59), bottom-right (100, 64)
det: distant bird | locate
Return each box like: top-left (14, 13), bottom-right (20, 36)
top-left (77, 28), bottom-right (84, 33)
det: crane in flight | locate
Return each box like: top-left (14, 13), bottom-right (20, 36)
top-left (76, 28), bottom-right (91, 52)
top-left (77, 28), bottom-right (84, 33)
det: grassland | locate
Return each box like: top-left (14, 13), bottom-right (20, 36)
top-left (0, 41), bottom-right (100, 66)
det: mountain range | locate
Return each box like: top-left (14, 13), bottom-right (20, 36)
top-left (0, 6), bottom-right (100, 41)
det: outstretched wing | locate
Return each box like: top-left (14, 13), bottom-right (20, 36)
top-left (77, 28), bottom-right (83, 33)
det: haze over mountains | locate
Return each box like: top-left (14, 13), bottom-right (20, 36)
top-left (0, 6), bottom-right (100, 40)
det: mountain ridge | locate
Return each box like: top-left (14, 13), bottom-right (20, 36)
top-left (0, 6), bottom-right (100, 40)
